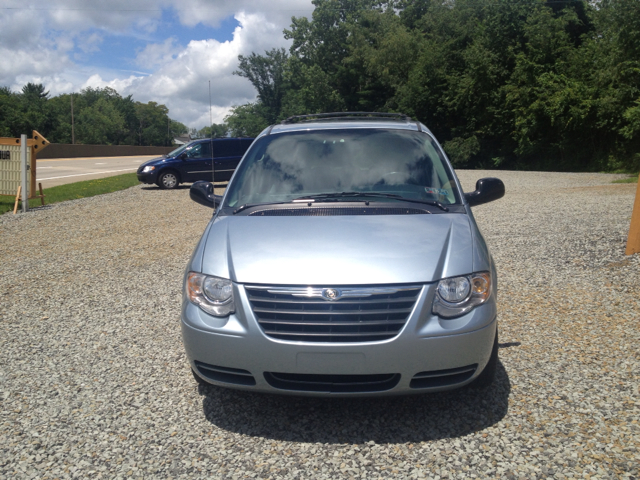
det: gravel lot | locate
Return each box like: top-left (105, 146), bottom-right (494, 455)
top-left (1, 171), bottom-right (639, 479)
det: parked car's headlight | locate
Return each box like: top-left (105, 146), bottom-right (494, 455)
top-left (432, 272), bottom-right (491, 318)
top-left (186, 272), bottom-right (235, 317)
top-left (142, 166), bottom-right (155, 173)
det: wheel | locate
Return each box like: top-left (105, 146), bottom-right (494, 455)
top-left (158, 171), bottom-right (179, 189)
top-left (192, 368), bottom-right (210, 386)
top-left (469, 328), bottom-right (498, 389)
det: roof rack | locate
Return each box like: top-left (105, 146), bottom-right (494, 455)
top-left (280, 112), bottom-right (414, 124)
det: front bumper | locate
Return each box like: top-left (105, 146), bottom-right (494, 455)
top-left (137, 170), bottom-right (159, 184)
top-left (181, 283), bottom-right (497, 397)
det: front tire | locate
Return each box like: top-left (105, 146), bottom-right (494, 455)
top-left (158, 171), bottom-right (179, 189)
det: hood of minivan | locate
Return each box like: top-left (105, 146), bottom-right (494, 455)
top-left (200, 214), bottom-right (476, 285)
top-left (140, 156), bottom-right (170, 167)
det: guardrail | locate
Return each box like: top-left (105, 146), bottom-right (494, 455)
top-left (37, 144), bottom-right (175, 159)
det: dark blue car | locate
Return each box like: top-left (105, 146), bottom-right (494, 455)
top-left (137, 137), bottom-right (254, 189)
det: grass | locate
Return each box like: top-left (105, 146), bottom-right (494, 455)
top-left (612, 173), bottom-right (639, 184)
top-left (1, 173), bottom-right (140, 215)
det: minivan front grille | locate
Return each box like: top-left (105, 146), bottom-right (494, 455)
top-left (245, 285), bottom-right (421, 343)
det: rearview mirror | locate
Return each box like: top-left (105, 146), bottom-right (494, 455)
top-left (190, 181), bottom-right (222, 209)
top-left (464, 177), bottom-right (505, 207)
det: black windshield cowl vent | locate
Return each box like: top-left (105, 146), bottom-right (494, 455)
top-left (248, 207), bottom-right (430, 217)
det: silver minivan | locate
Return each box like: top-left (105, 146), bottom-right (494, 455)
top-left (182, 113), bottom-right (505, 396)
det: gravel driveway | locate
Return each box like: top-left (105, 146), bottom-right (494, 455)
top-left (1, 171), bottom-right (638, 479)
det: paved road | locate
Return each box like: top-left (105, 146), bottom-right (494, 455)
top-left (36, 155), bottom-right (159, 188)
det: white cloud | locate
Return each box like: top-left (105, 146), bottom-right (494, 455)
top-left (135, 37), bottom-right (182, 70)
top-left (0, 0), bottom-right (315, 127)
top-left (77, 32), bottom-right (104, 53)
top-left (86, 11), bottom-right (298, 126)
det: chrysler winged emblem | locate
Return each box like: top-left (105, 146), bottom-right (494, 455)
top-left (321, 288), bottom-right (342, 301)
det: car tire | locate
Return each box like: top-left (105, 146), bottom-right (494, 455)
top-left (158, 171), bottom-right (179, 189)
top-left (192, 368), bottom-right (210, 386)
top-left (469, 328), bottom-right (498, 389)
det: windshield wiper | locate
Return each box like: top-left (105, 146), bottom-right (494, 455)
top-left (293, 192), bottom-right (449, 211)
top-left (233, 201), bottom-right (293, 214)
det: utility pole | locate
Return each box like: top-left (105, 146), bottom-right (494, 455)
top-left (70, 93), bottom-right (75, 145)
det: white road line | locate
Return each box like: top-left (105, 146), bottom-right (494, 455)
top-left (37, 168), bottom-right (137, 181)
top-left (95, 163), bottom-right (106, 165)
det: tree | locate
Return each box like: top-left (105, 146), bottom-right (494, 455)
top-left (76, 97), bottom-right (125, 145)
top-left (197, 123), bottom-right (228, 138)
top-left (234, 48), bottom-right (290, 124)
top-left (135, 101), bottom-right (171, 146)
top-left (224, 103), bottom-right (270, 137)
top-left (21, 83), bottom-right (49, 100)
top-left (285, 0), bottom-right (393, 110)
top-left (18, 82), bottom-right (51, 134)
top-left (170, 119), bottom-right (189, 138)
top-left (280, 62), bottom-right (345, 117)
top-left (0, 87), bottom-right (22, 137)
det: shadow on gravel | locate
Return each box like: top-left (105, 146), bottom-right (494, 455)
top-left (198, 361), bottom-right (510, 444)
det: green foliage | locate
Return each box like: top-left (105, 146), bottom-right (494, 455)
top-left (170, 120), bottom-right (189, 138)
top-left (135, 101), bottom-right (171, 146)
top-left (280, 62), bottom-right (345, 117)
top-left (76, 97), bottom-right (125, 145)
top-left (224, 103), bottom-right (270, 137)
top-left (196, 123), bottom-right (229, 138)
top-left (443, 136), bottom-right (481, 167)
top-left (227, 0), bottom-right (640, 172)
top-left (0, 84), bottom-right (172, 147)
top-left (611, 174), bottom-right (638, 184)
top-left (235, 48), bottom-right (290, 124)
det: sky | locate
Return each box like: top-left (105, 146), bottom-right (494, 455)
top-left (0, 0), bottom-right (314, 128)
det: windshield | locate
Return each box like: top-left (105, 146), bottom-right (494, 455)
top-left (224, 129), bottom-right (461, 208)
top-left (167, 144), bottom-right (188, 157)
top-left (167, 142), bottom-right (195, 157)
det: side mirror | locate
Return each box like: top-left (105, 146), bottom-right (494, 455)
top-left (464, 177), bottom-right (505, 207)
top-left (179, 152), bottom-right (188, 160)
top-left (190, 181), bottom-right (222, 209)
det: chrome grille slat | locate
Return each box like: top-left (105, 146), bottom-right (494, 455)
top-left (246, 285), bottom-right (421, 343)
top-left (258, 319), bottom-right (407, 326)
top-left (248, 295), bottom-right (415, 305)
top-left (252, 307), bottom-right (413, 316)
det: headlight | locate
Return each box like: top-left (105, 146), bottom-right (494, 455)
top-left (186, 272), bottom-right (235, 317)
top-left (432, 272), bottom-right (491, 318)
top-left (142, 166), bottom-right (155, 173)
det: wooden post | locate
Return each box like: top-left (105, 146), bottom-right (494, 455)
top-left (30, 130), bottom-right (50, 197)
top-left (13, 186), bottom-right (21, 214)
top-left (625, 175), bottom-right (640, 255)
top-left (39, 182), bottom-right (45, 206)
